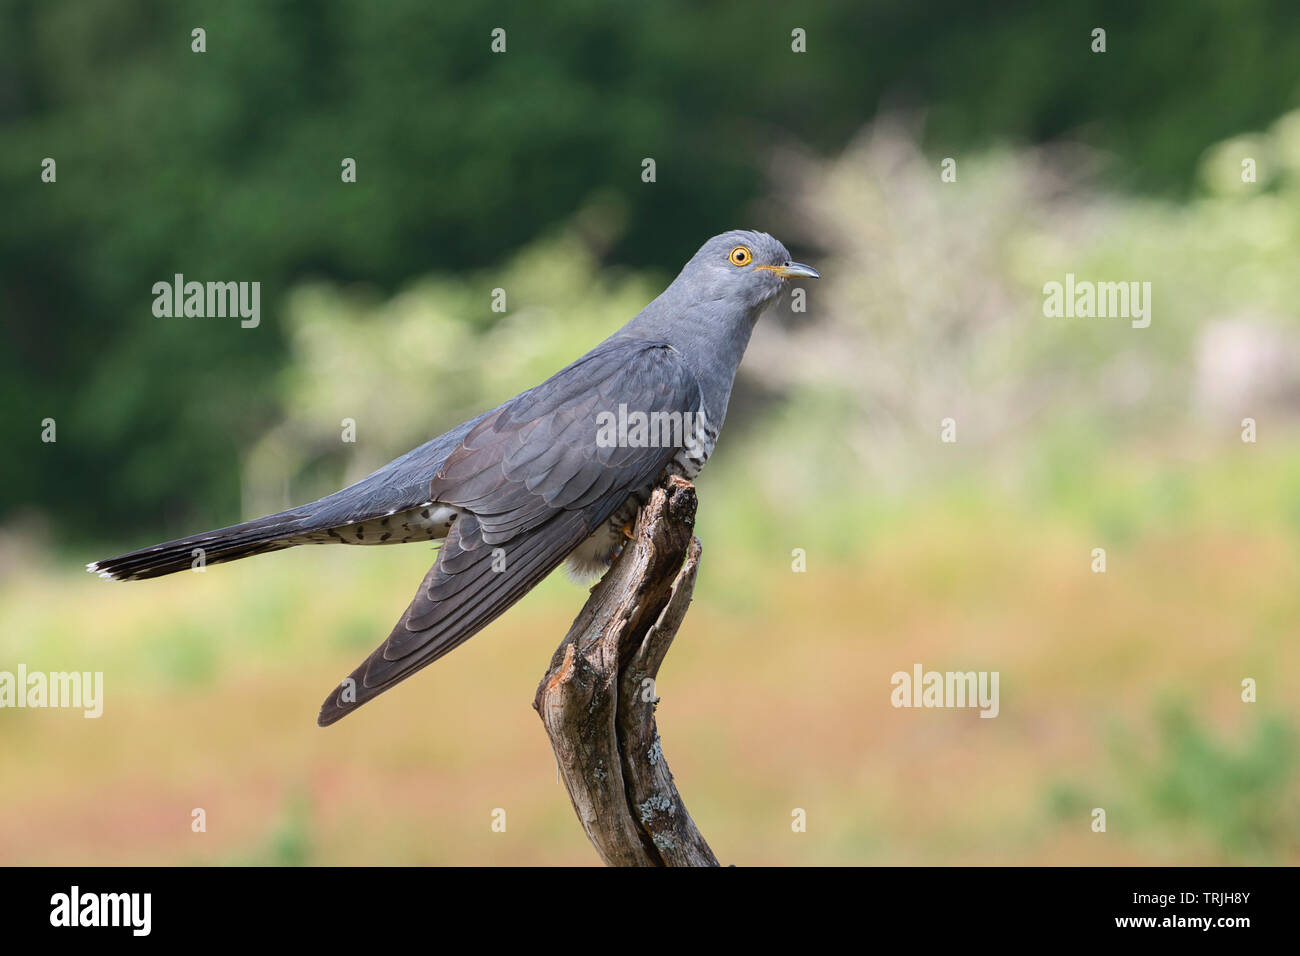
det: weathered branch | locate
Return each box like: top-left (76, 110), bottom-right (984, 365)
top-left (534, 475), bottom-right (718, 866)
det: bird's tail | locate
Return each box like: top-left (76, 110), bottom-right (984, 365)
top-left (87, 509), bottom-right (313, 581)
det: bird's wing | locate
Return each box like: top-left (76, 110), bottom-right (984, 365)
top-left (317, 340), bottom-right (702, 725)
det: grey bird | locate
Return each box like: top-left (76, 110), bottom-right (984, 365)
top-left (89, 230), bottom-right (818, 725)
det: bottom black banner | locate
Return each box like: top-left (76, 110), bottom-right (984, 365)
top-left (0, 865), bottom-right (1280, 940)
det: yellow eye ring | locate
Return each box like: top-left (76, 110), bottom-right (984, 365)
top-left (728, 246), bottom-right (752, 267)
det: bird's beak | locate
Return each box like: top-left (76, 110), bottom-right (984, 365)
top-left (758, 261), bottom-right (820, 280)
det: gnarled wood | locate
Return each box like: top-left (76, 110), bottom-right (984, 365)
top-left (533, 476), bottom-right (718, 866)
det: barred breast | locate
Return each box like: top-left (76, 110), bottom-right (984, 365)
top-left (666, 407), bottom-right (718, 480)
top-left (565, 406), bottom-right (718, 580)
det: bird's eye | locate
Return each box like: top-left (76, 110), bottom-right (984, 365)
top-left (728, 246), bottom-right (752, 267)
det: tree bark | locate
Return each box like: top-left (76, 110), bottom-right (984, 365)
top-left (533, 475), bottom-right (718, 866)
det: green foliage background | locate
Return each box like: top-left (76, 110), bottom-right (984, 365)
top-left (4, 0), bottom-right (1300, 540)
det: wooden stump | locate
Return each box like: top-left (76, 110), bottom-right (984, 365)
top-left (533, 475), bottom-right (718, 866)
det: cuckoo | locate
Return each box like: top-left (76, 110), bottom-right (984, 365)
top-left (89, 230), bottom-right (819, 725)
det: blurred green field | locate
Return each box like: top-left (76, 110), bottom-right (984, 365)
top-left (2, 436), bottom-right (1297, 865)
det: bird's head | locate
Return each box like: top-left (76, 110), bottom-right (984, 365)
top-left (679, 230), bottom-right (819, 313)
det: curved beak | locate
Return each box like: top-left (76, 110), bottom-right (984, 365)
top-left (759, 261), bottom-right (820, 280)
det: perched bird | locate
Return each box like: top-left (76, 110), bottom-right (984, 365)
top-left (89, 230), bottom-right (818, 725)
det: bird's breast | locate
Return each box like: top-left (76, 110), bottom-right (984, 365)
top-left (665, 410), bottom-right (719, 481)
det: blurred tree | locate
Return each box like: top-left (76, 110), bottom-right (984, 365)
top-left (1, 0), bottom-right (1298, 541)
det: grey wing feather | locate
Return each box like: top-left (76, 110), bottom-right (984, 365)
top-left (317, 340), bottom-right (702, 725)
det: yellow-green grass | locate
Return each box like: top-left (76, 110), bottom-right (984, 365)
top-left (2, 442), bottom-right (1297, 865)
